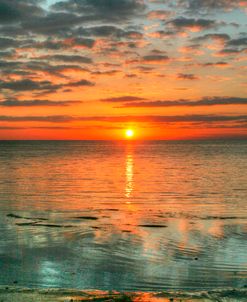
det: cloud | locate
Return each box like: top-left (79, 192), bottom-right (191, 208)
top-left (142, 55), bottom-right (170, 64)
top-left (0, 37), bottom-right (19, 49)
top-left (200, 61), bottom-right (229, 67)
top-left (0, 78), bottom-right (94, 92)
top-left (217, 47), bottom-right (247, 56)
top-left (0, 0), bottom-right (44, 24)
top-left (126, 53), bottom-right (170, 65)
top-left (0, 59), bottom-right (90, 79)
top-left (192, 33), bottom-right (230, 43)
top-left (134, 66), bottom-right (154, 73)
top-left (100, 96), bottom-right (146, 103)
top-left (0, 1), bottom-right (142, 39)
top-left (0, 60), bottom-right (17, 69)
top-left (70, 37), bottom-right (96, 48)
top-left (0, 100), bottom-right (83, 107)
top-left (1, 114), bottom-right (247, 124)
top-left (32, 37), bottom-right (95, 50)
top-left (0, 115), bottom-right (75, 123)
top-left (75, 25), bottom-right (143, 41)
top-left (203, 35), bottom-right (247, 56)
top-left (52, 0), bottom-right (146, 22)
top-left (0, 125), bottom-right (134, 130)
top-left (0, 50), bottom-right (14, 57)
top-left (42, 54), bottom-right (93, 64)
top-left (91, 70), bottom-right (120, 76)
top-left (177, 73), bottom-right (199, 80)
top-left (78, 25), bottom-right (125, 38)
top-left (148, 30), bottom-right (175, 39)
top-left (18, 61), bottom-right (89, 78)
top-left (147, 10), bottom-right (173, 20)
top-left (227, 37), bottom-right (247, 47)
top-left (155, 0), bottom-right (246, 13)
top-left (21, 12), bottom-right (86, 35)
top-left (179, 0), bottom-right (247, 12)
top-left (0, 79), bottom-right (61, 92)
top-left (17, 1), bottom-right (146, 37)
top-left (167, 17), bottom-right (220, 32)
top-left (119, 97), bottom-right (247, 107)
top-left (66, 79), bottom-right (94, 87)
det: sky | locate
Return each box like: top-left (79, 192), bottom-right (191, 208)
top-left (0, 0), bottom-right (247, 140)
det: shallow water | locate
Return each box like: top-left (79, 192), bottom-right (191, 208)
top-left (0, 140), bottom-right (247, 291)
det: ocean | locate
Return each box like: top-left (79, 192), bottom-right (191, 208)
top-left (0, 140), bottom-right (246, 291)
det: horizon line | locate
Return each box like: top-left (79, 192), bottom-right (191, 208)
top-left (1, 137), bottom-right (247, 142)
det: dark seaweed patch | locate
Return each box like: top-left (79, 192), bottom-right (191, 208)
top-left (202, 216), bottom-right (245, 220)
top-left (7, 213), bottom-right (48, 221)
top-left (15, 222), bottom-right (37, 226)
top-left (7, 214), bottom-right (23, 219)
top-left (74, 216), bottom-right (99, 220)
top-left (33, 217), bottom-right (48, 221)
top-left (16, 222), bottom-right (73, 228)
top-left (138, 224), bottom-right (168, 228)
top-left (35, 224), bottom-right (73, 228)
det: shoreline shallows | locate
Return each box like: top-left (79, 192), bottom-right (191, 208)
top-left (0, 287), bottom-right (247, 302)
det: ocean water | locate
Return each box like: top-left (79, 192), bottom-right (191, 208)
top-left (0, 140), bottom-right (246, 291)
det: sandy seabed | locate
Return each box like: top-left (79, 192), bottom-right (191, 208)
top-left (0, 287), bottom-right (247, 302)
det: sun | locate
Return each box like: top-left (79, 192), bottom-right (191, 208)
top-left (125, 129), bottom-right (134, 138)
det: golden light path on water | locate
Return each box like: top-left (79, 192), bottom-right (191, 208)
top-left (125, 150), bottom-right (134, 199)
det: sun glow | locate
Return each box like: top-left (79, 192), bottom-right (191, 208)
top-left (125, 129), bottom-right (134, 138)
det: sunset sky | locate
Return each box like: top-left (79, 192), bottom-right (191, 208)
top-left (0, 0), bottom-right (247, 140)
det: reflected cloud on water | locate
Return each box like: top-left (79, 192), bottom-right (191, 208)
top-left (0, 214), bottom-right (247, 290)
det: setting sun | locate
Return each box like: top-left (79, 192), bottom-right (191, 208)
top-left (125, 129), bottom-right (134, 138)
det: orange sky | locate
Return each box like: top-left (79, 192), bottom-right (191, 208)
top-left (0, 0), bottom-right (247, 140)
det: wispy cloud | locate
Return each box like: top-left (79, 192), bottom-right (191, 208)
top-left (101, 96), bottom-right (146, 103)
top-left (119, 97), bottom-right (247, 108)
top-left (0, 100), bottom-right (83, 107)
top-left (0, 78), bottom-right (94, 92)
top-left (166, 17), bottom-right (221, 32)
top-left (1, 114), bottom-right (247, 123)
top-left (177, 73), bottom-right (199, 80)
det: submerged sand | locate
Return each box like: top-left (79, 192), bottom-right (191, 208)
top-left (0, 287), bottom-right (247, 302)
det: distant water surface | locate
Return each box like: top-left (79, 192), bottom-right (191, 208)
top-left (0, 140), bottom-right (246, 291)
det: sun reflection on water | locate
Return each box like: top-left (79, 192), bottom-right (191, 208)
top-left (125, 148), bottom-right (134, 199)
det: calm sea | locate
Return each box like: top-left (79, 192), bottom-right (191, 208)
top-left (0, 140), bottom-right (246, 291)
